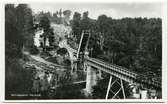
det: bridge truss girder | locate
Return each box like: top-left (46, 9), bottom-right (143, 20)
top-left (105, 75), bottom-right (126, 99)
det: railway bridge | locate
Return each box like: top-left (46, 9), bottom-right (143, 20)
top-left (84, 56), bottom-right (161, 99)
top-left (61, 30), bottom-right (161, 99)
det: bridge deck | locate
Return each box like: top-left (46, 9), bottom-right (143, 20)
top-left (85, 57), bottom-right (161, 88)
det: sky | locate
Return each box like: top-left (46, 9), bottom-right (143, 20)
top-left (29, 3), bottom-right (162, 19)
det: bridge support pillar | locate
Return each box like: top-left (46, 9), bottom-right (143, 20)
top-left (105, 76), bottom-right (112, 99)
top-left (85, 65), bottom-right (97, 94)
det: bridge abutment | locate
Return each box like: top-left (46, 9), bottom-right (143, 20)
top-left (85, 65), bottom-right (97, 94)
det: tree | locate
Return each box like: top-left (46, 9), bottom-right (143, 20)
top-left (97, 14), bottom-right (108, 33)
top-left (48, 28), bottom-right (55, 46)
top-left (5, 4), bottom-right (34, 57)
top-left (80, 11), bottom-right (91, 30)
top-left (39, 15), bottom-right (51, 51)
top-left (39, 15), bottom-right (50, 32)
top-left (62, 10), bottom-right (71, 25)
top-left (5, 4), bottom-right (20, 57)
top-left (71, 12), bottom-right (81, 43)
top-left (16, 4), bottom-right (34, 49)
top-left (63, 10), bottom-right (71, 17)
top-left (52, 12), bottom-right (59, 23)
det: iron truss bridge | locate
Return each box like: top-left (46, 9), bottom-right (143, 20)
top-left (85, 57), bottom-right (161, 89)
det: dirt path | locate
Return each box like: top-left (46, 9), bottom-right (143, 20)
top-left (30, 55), bottom-right (64, 67)
top-left (24, 51), bottom-right (65, 68)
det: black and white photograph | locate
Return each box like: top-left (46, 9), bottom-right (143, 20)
top-left (4, 2), bottom-right (162, 100)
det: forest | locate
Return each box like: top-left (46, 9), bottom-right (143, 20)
top-left (71, 12), bottom-right (162, 76)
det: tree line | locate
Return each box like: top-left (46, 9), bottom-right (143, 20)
top-left (71, 12), bottom-right (162, 75)
top-left (34, 9), bottom-right (71, 25)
